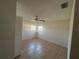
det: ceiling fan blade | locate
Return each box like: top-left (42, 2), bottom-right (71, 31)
top-left (39, 20), bottom-right (45, 22)
top-left (34, 16), bottom-right (46, 22)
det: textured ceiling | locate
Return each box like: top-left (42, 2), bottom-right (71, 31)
top-left (16, 0), bottom-right (73, 21)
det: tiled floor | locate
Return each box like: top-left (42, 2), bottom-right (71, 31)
top-left (17, 38), bottom-right (67, 59)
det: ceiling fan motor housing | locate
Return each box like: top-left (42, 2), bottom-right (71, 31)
top-left (35, 16), bottom-right (45, 22)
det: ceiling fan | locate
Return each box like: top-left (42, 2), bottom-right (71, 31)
top-left (34, 16), bottom-right (45, 22)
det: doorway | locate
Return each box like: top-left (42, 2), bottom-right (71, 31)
top-left (15, 0), bottom-right (75, 59)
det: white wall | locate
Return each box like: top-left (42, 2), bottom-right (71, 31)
top-left (22, 20), bottom-right (70, 48)
top-left (17, 0), bottom-right (72, 48)
top-left (69, 0), bottom-right (79, 59)
top-left (38, 20), bottom-right (70, 48)
top-left (17, 0), bottom-right (71, 48)
top-left (15, 16), bottom-right (23, 56)
top-left (0, 1), bottom-right (4, 58)
top-left (22, 20), bottom-right (36, 40)
top-left (0, 0), bottom-right (16, 59)
top-left (16, 0), bottom-right (34, 21)
top-left (16, 1), bottom-right (35, 40)
top-left (67, 0), bottom-right (75, 59)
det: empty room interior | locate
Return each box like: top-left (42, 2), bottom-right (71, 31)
top-left (15, 0), bottom-right (74, 59)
